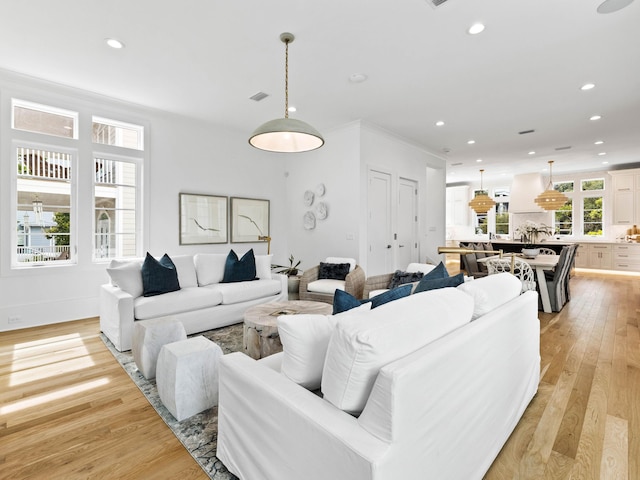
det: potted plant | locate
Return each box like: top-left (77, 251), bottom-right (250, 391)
top-left (515, 221), bottom-right (553, 258)
top-left (272, 255), bottom-right (303, 300)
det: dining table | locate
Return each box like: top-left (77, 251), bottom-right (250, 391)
top-left (478, 254), bottom-right (560, 313)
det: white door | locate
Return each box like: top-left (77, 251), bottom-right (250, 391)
top-left (368, 169), bottom-right (393, 275)
top-left (398, 177), bottom-right (418, 267)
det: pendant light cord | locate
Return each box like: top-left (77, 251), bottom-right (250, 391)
top-left (284, 38), bottom-right (289, 119)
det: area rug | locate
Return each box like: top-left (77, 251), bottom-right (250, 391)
top-left (101, 325), bottom-right (242, 480)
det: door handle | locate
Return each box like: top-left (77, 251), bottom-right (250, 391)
top-left (399, 245), bottom-right (405, 248)
top-left (387, 245), bottom-right (392, 249)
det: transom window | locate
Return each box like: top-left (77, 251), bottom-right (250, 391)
top-left (12, 99), bottom-right (78, 139)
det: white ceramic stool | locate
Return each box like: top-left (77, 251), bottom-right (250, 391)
top-left (156, 336), bottom-right (223, 421)
top-left (132, 316), bottom-right (187, 379)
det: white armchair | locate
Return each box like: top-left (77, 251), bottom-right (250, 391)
top-left (299, 257), bottom-right (365, 304)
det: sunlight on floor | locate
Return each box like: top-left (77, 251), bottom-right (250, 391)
top-left (9, 332), bottom-right (95, 386)
top-left (1, 377), bottom-right (110, 415)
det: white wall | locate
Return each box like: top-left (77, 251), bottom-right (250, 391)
top-left (284, 122), bottom-right (361, 272)
top-left (0, 70), bottom-right (287, 331)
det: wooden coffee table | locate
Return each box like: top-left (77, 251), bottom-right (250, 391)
top-left (243, 300), bottom-right (333, 359)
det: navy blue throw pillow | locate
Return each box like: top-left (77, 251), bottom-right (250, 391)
top-left (388, 270), bottom-right (424, 289)
top-left (222, 249), bottom-right (257, 283)
top-left (414, 273), bottom-right (465, 294)
top-left (141, 252), bottom-right (181, 297)
top-left (421, 261), bottom-right (449, 281)
top-left (332, 289), bottom-right (368, 315)
top-left (370, 284), bottom-right (413, 309)
top-left (318, 262), bottom-right (351, 280)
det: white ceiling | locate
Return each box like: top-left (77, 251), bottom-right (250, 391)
top-left (1, 0), bottom-right (639, 185)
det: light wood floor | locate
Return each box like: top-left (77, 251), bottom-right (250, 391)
top-left (1, 270), bottom-right (638, 479)
top-left (0, 318), bottom-right (207, 480)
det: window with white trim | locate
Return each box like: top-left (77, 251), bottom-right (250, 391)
top-left (554, 181), bottom-right (574, 235)
top-left (9, 99), bottom-right (145, 267)
top-left (582, 179), bottom-right (604, 236)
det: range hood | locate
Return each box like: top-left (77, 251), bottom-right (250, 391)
top-left (509, 173), bottom-right (545, 213)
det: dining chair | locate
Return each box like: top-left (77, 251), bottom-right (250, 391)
top-left (485, 257), bottom-right (536, 293)
top-left (538, 247), bottom-right (557, 255)
top-left (539, 246), bottom-right (574, 312)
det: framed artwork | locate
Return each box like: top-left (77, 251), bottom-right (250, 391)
top-left (231, 197), bottom-right (270, 243)
top-left (179, 193), bottom-right (228, 245)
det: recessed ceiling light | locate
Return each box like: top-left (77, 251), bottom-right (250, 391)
top-left (467, 140), bottom-right (476, 145)
top-left (602, 161), bottom-right (609, 164)
top-left (598, 152), bottom-right (607, 156)
top-left (288, 106), bottom-right (297, 113)
top-left (594, 140), bottom-right (604, 145)
top-left (105, 38), bottom-right (125, 49)
top-left (528, 151), bottom-right (536, 155)
top-left (590, 115), bottom-right (602, 121)
top-left (476, 159), bottom-right (482, 162)
top-left (435, 120), bottom-right (445, 126)
top-left (468, 23), bottom-right (485, 35)
top-left (348, 73), bottom-right (368, 83)
top-left (581, 83), bottom-right (596, 91)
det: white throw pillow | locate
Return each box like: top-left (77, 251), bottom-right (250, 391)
top-left (456, 272), bottom-right (521, 320)
top-left (278, 303), bottom-right (372, 390)
top-left (194, 253), bottom-right (228, 286)
top-left (406, 263), bottom-right (436, 275)
top-left (255, 254), bottom-right (273, 280)
top-left (325, 257), bottom-right (356, 272)
top-left (169, 254), bottom-right (198, 288)
top-left (321, 288), bottom-right (474, 415)
top-left (107, 259), bottom-right (143, 297)
top-left (307, 279), bottom-right (346, 294)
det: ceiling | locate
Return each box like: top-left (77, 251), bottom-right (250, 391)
top-left (1, 0), bottom-right (639, 185)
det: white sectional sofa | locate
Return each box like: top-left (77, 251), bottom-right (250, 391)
top-left (100, 253), bottom-right (287, 351)
top-left (217, 273), bottom-right (540, 480)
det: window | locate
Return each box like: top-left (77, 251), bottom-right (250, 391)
top-left (13, 99), bottom-right (78, 139)
top-left (554, 181), bottom-right (574, 235)
top-left (581, 178), bottom-right (603, 236)
top-left (94, 156), bottom-right (139, 259)
top-left (583, 196), bottom-right (603, 236)
top-left (93, 117), bottom-right (144, 150)
top-left (555, 199), bottom-right (573, 235)
top-left (582, 179), bottom-right (604, 191)
top-left (9, 99), bottom-right (145, 267)
top-left (494, 187), bottom-right (509, 235)
top-left (15, 145), bottom-right (74, 264)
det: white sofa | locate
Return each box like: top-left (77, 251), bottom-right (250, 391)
top-left (100, 253), bottom-right (287, 351)
top-left (217, 273), bottom-right (540, 480)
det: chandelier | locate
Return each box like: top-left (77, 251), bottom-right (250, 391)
top-left (534, 160), bottom-right (568, 210)
top-left (468, 169), bottom-right (496, 214)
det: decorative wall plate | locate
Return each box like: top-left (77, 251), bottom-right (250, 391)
top-left (315, 202), bottom-right (328, 220)
top-left (304, 190), bottom-right (315, 207)
top-left (315, 183), bottom-right (326, 197)
top-left (303, 211), bottom-right (316, 230)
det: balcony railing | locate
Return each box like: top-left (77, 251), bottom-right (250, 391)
top-left (17, 147), bottom-right (71, 181)
top-left (16, 245), bottom-right (71, 262)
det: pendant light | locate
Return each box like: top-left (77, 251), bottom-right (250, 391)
top-left (468, 169), bottom-right (496, 213)
top-left (534, 160), bottom-right (569, 210)
top-left (249, 32), bottom-right (324, 153)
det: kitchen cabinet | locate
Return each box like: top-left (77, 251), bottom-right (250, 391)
top-left (574, 244), bottom-right (589, 268)
top-left (588, 244), bottom-right (612, 269)
top-left (610, 170), bottom-right (640, 225)
top-left (613, 243), bottom-right (640, 271)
